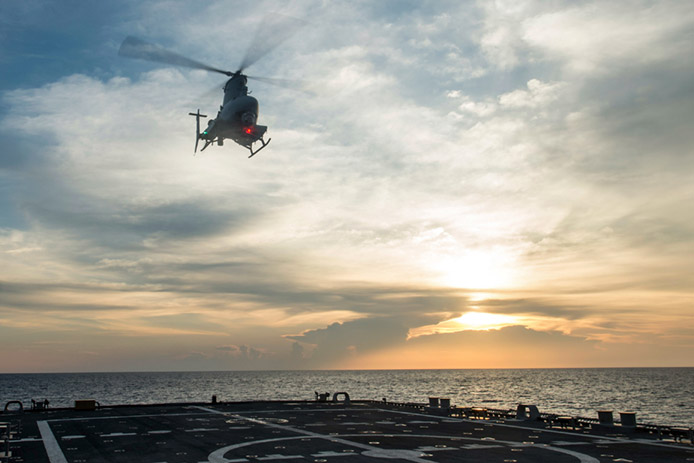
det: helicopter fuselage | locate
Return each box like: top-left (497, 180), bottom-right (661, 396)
top-left (198, 73), bottom-right (268, 153)
top-left (121, 14), bottom-right (305, 158)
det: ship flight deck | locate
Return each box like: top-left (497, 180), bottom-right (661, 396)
top-left (2, 398), bottom-right (693, 462)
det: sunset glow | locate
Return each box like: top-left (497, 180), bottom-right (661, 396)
top-left (409, 311), bottom-right (520, 338)
top-left (432, 249), bottom-right (519, 290)
top-left (1, 1), bottom-right (693, 372)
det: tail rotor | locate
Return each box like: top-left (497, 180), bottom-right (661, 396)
top-left (188, 110), bottom-right (207, 153)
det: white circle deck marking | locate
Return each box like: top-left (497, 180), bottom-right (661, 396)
top-left (196, 406), bottom-right (600, 463)
top-left (207, 434), bottom-right (600, 463)
top-left (361, 449), bottom-right (435, 459)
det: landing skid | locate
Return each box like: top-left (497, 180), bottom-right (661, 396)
top-left (248, 137), bottom-right (271, 158)
top-left (189, 109), bottom-right (271, 158)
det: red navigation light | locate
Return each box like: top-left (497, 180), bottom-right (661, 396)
top-left (244, 127), bottom-right (253, 135)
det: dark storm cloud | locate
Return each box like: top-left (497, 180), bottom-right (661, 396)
top-left (286, 316), bottom-right (410, 363)
top-left (149, 272), bottom-right (467, 321)
top-left (1, 133), bottom-right (277, 257)
top-left (2, 250), bottom-right (470, 328)
top-left (287, 321), bottom-right (599, 368)
top-left (14, 174), bottom-right (261, 258)
top-left (24, 194), bottom-right (252, 245)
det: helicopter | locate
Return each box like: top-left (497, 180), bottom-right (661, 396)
top-left (118, 14), bottom-right (305, 157)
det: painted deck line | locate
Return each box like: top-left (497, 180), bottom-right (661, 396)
top-left (192, 404), bottom-right (691, 452)
top-left (37, 421), bottom-right (68, 463)
top-left (385, 408), bottom-right (691, 451)
top-left (43, 411), bottom-right (205, 423)
top-left (23, 403), bottom-right (689, 463)
top-left (194, 407), bottom-right (602, 463)
top-left (194, 406), bottom-right (433, 463)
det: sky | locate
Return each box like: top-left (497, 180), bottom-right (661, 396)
top-left (1, 0), bottom-right (693, 373)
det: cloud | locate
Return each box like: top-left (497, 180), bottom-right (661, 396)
top-left (499, 79), bottom-right (566, 109)
top-left (22, 192), bottom-right (256, 252)
top-left (1, 0), bottom-right (694, 371)
top-left (287, 317), bottom-right (409, 362)
top-left (396, 325), bottom-right (600, 368)
top-left (286, 319), bottom-right (677, 369)
top-left (523, 2), bottom-right (694, 74)
top-left (216, 344), bottom-right (264, 360)
top-left (215, 345), bottom-right (236, 352)
top-left (415, 324), bottom-right (593, 348)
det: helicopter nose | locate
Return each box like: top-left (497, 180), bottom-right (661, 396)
top-left (241, 112), bottom-right (256, 126)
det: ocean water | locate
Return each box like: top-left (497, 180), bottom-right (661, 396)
top-left (1, 368), bottom-right (692, 428)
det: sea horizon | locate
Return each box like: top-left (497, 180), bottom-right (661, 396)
top-left (2, 368), bottom-right (692, 428)
top-left (3, 365), bottom-right (693, 375)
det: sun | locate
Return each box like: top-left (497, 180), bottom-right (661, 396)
top-left (431, 248), bottom-right (517, 290)
top-left (452, 311), bottom-right (517, 330)
top-left (408, 311), bottom-right (519, 338)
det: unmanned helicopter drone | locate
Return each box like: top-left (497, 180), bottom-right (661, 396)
top-left (118, 14), bottom-right (305, 157)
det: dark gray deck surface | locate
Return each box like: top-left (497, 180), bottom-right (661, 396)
top-left (2, 401), bottom-right (693, 462)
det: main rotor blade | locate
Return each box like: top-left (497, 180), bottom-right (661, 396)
top-left (237, 13), bottom-right (307, 73)
top-left (119, 36), bottom-right (232, 76)
top-left (246, 75), bottom-right (313, 94)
